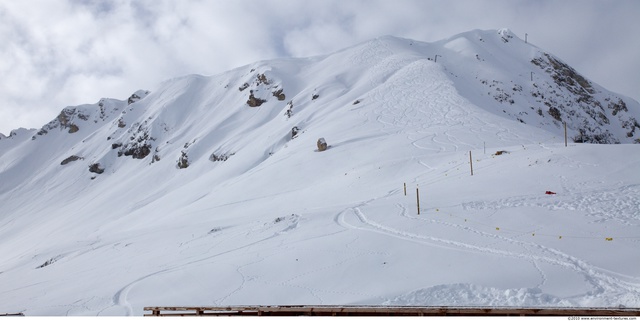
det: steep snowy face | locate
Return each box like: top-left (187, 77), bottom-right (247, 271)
top-left (0, 28), bottom-right (639, 219)
top-left (432, 29), bottom-right (640, 144)
top-left (0, 29), bottom-right (638, 206)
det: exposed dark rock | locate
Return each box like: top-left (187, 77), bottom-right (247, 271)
top-left (210, 152), bottom-right (235, 162)
top-left (548, 107), bottom-right (562, 122)
top-left (272, 89), bottom-right (286, 101)
top-left (68, 124), bottom-right (79, 133)
top-left (177, 151), bottom-right (189, 169)
top-left (61, 155), bottom-right (83, 165)
top-left (121, 144), bottom-right (151, 159)
top-left (317, 138), bottom-right (327, 151)
top-left (117, 125), bottom-right (155, 159)
top-left (284, 101), bottom-right (293, 118)
top-left (608, 98), bottom-right (628, 116)
top-left (89, 163), bottom-right (105, 174)
top-left (256, 73), bottom-right (271, 86)
top-left (127, 93), bottom-right (141, 105)
top-left (36, 257), bottom-right (59, 269)
top-left (33, 107), bottom-right (91, 139)
top-left (247, 91), bottom-right (267, 107)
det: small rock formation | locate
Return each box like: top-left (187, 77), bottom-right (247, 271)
top-left (272, 89), bottom-right (286, 101)
top-left (127, 93), bottom-right (140, 105)
top-left (68, 124), bottom-right (80, 133)
top-left (247, 90), bottom-right (267, 107)
top-left (284, 101), bottom-right (293, 118)
top-left (60, 155), bottom-right (83, 165)
top-left (119, 144), bottom-right (152, 159)
top-left (88, 163), bottom-right (105, 174)
top-left (209, 151), bottom-right (234, 162)
top-left (177, 151), bottom-right (189, 169)
top-left (317, 138), bottom-right (327, 151)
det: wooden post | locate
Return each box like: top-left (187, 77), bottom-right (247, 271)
top-left (564, 122), bottom-right (567, 147)
top-left (469, 151), bottom-right (474, 176)
top-left (416, 185), bottom-right (420, 215)
top-left (404, 182), bottom-right (407, 196)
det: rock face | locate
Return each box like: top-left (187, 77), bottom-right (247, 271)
top-left (60, 155), bottom-right (83, 165)
top-left (88, 163), bottom-right (105, 174)
top-left (247, 91), bottom-right (267, 107)
top-left (317, 138), bottom-right (327, 151)
top-left (177, 151), bottom-right (189, 169)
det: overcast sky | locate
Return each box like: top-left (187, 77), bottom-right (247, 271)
top-left (1, 0), bottom-right (638, 135)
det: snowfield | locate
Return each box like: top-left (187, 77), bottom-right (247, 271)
top-left (0, 29), bottom-right (639, 316)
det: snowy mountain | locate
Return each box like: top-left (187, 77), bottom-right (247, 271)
top-left (1, 29), bottom-right (639, 316)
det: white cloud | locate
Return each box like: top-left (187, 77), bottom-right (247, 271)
top-left (0, 0), bottom-right (638, 135)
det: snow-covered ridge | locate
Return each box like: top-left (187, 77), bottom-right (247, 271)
top-left (1, 29), bottom-right (639, 315)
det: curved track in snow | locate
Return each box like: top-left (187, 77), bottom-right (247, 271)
top-left (335, 198), bottom-right (640, 307)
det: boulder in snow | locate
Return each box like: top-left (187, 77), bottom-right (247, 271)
top-left (317, 138), bottom-right (327, 151)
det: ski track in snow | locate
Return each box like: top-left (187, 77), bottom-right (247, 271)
top-left (335, 197), bottom-right (640, 306)
top-left (340, 44), bottom-right (640, 306)
top-left (361, 46), bottom-right (533, 157)
top-left (107, 214), bottom-right (304, 314)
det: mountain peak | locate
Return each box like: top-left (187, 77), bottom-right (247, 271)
top-left (497, 27), bottom-right (516, 39)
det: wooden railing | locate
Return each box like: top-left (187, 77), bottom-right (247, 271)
top-left (144, 305), bottom-right (640, 316)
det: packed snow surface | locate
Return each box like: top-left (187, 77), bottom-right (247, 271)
top-left (0, 29), bottom-right (639, 315)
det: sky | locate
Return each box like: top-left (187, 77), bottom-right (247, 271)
top-left (1, 0), bottom-right (638, 136)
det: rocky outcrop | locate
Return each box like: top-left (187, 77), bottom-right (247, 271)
top-left (127, 90), bottom-right (150, 105)
top-left (272, 89), bottom-right (286, 101)
top-left (243, 73), bottom-right (286, 107)
top-left (88, 163), bottom-right (105, 174)
top-left (247, 91), bottom-right (267, 107)
top-left (60, 155), bottom-right (83, 165)
top-left (177, 151), bottom-right (189, 169)
top-left (284, 101), bottom-right (293, 118)
top-left (116, 123), bottom-right (155, 159)
top-left (317, 138), bottom-right (327, 151)
top-left (210, 151), bottom-right (235, 162)
top-left (120, 144), bottom-right (152, 159)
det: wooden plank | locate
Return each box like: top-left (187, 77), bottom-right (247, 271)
top-left (144, 305), bottom-right (640, 317)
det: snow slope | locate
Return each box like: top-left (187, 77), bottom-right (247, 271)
top-left (0, 29), bottom-right (639, 316)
